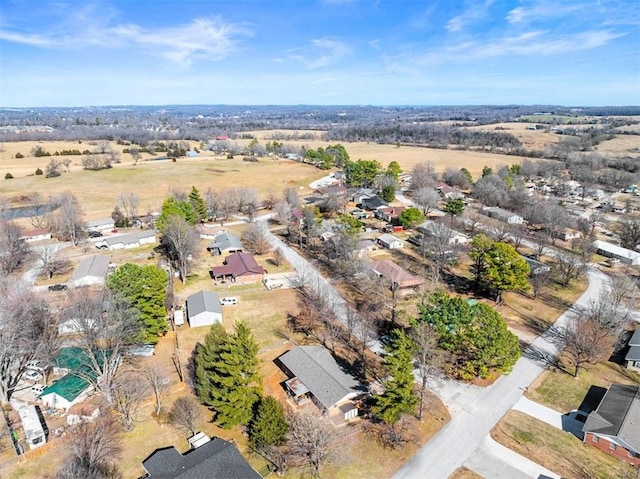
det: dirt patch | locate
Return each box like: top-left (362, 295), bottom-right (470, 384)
top-left (449, 467), bottom-right (483, 479)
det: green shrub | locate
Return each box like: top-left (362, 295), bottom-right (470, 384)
top-left (4, 172), bottom-right (13, 179)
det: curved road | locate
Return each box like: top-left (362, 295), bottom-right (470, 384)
top-left (260, 214), bottom-right (612, 479)
top-left (393, 267), bottom-right (609, 479)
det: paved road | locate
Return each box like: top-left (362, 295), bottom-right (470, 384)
top-left (393, 267), bottom-right (609, 479)
top-left (261, 221), bottom-right (381, 350)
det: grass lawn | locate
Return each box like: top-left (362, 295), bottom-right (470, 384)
top-left (492, 410), bottom-right (636, 479)
top-left (448, 467), bottom-right (483, 479)
top-left (527, 359), bottom-right (640, 413)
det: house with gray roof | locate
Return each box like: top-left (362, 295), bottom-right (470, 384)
top-left (95, 230), bottom-right (156, 250)
top-left (582, 384), bottom-right (640, 467)
top-left (71, 255), bottom-right (111, 287)
top-left (206, 232), bottom-right (243, 256)
top-left (625, 329), bottom-right (640, 372)
top-left (142, 435), bottom-right (261, 479)
top-left (481, 207), bottom-right (524, 224)
top-left (276, 346), bottom-right (367, 421)
top-left (593, 240), bottom-right (640, 266)
top-left (186, 291), bottom-right (222, 328)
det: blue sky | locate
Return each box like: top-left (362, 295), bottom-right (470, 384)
top-left (0, 0), bottom-right (638, 107)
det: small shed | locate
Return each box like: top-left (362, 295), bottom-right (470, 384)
top-left (377, 234), bottom-right (404, 250)
top-left (186, 291), bottom-right (223, 328)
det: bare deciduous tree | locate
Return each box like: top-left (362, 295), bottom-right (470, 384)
top-left (283, 187), bottom-right (301, 208)
top-left (274, 200), bottom-right (293, 225)
top-left (0, 221), bottom-right (30, 274)
top-left (557, 316), bottom-right (613, 377)
top-left (285, 411), bottom-right (337, 476)
top-left (0, 281), bottom-right (53, 404)
top-left (617, 213), bottom-right (640, 250)
top-left (145, 362), bottom-right (169, 417)
top-left (554, 253), bottom-right (584, 287)
top-left (530, 270), bottom-right (551, 300)
top-left (241, 222), bottom-right (271, 255)
top-left (272, 247), bottom-right (284, 267)
top-left (410, 162), bottom-right (437, 191)
top-left (57, 411), bottom-right (122, 479)
top-left (47, 192), bottom-right (85, 245)
top-left (112, 371), bottom-right (149, 431)
top-left (168, 396), bottom-right (202, 436)
top-left (410, 322), bottom-right (444, 421)
top-left (204, 188), bottom-right (217, 220)
top-left (117, 192), bottom-right (139, 227)
top-left (413, 187), bottom-right (440, 216)
top-left (27, 191), bottom-right (49, 228)
top-left (159, 215), bottom-right (199, 283)
top-left (64, 289), bottom-right (141, 404)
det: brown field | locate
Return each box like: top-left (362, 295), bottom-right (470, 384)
top-left (449, 467), bottom-right (483, 479)
top-left (596, 134), bottom-right (640, 157)
top-left (467, 122), bottom-right (561, 150)
top-left (2, 138), bottom-right (530, 221)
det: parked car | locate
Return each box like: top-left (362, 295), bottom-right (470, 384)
top-left (26, 360), bottom-right (46, 373)
top-left (220, 297), bottom-right (238, 305)
top-left (31, 384), bottom-right (45, 396)
top-left (124, 344), bottom-right (155, 357)
top-left (24, 370), bottom-right (43, 381)
top-left (48, 284), bottom-right (68, 291)
top-left (88, 231), bottom-right (103, 238)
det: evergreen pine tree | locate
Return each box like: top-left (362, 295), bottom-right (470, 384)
top-left (189, 186), bottom-right (207, 222)
top-left (249, 396), bottom-right (288, 449)
top-left (196, 322), bottom-right (262, 428)
top-left (194, 323), bottom-right (228, 405)
top-left (372, 329), bottom-right (418, 426)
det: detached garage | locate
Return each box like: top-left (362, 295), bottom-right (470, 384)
top-left (186, 291), bottom-right (223, 328)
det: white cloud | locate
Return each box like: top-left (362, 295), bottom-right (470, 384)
top-left (507, 1), bottom-right (583, 24)
top-left (0, 16), bottom-right (252, 66)
top-left (290, 38), bottom-right (351, 69)
top-left (446, 0), bottom-right (495, 33)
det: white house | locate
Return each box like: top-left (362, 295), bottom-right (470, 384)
top-left (95, 230), bottom-right (156, 250)
top-left (71, 255), bottom-right (111, 287)
top-left (416, 221), bottom-right (469, 245)
top-left (86, 218), bottom-right (115, 233)
top-left (186, 291), bottom-right (223, 328)
top-left (593, 240), bottom-right (640, 266)
top-left (482, 207), bottom-right (524, 224)
top-left (20, 228), bottom-right (52, 242)
top-left (377, 234), bottom-right (404, 249)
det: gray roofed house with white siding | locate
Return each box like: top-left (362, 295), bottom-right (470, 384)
top-left (277, 346), bottom-right (366, 419)
top-left (593, 240), bottom-right (640, 265)
top-left (186, 291), bottom-right (222, 328)
top-left (71, 255), bottom-right (111, 287)
top-left (206, 232), bottom-right (243, 256)
top-left (95, 230), bottom-right (156, 250)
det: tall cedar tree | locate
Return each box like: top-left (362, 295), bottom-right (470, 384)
top-left (372, 329), bottom-right (418, 425)
top-left (106, 263), bottom-right (168, 342)
top-left (469, 235), bottom-right (529, 302)
top-left (249, 396), bottom-right (289, 448)
top-left (157, 197), bottom-right (196, 229)
top-left (188, 186), bottom-right (207, 222)
top-left (419, 292), bottom-right (521, 379)
top-left (194, 322), bottom-right (262, 428)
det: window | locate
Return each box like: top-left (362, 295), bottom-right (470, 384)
top-left (610, 442), bottom-right (616, 451)
top-left (592, 435), bottom-right (599, 443)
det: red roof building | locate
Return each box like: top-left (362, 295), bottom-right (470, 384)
top-left (211, 252), bottom-right (266, 284)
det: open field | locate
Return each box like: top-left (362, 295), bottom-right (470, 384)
top-left (596, 134), bottom-right (640, 157)
top-left (2, 138), bottom-right (530, 222)
top-left (467, 122), bottom-right (561, 150)
top-left (492, 410), bottom-right (636, 479)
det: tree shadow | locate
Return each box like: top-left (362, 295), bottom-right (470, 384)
top-left (609, 329), bottom-right (633, 364)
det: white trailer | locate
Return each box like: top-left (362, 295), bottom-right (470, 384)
top-left (19, 405), bottom-right (47, 450)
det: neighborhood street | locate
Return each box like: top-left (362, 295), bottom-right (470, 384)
top-left (260, 211), bottom-right (615, 479)
top-left (393, 267), bottom-right (609, 479)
